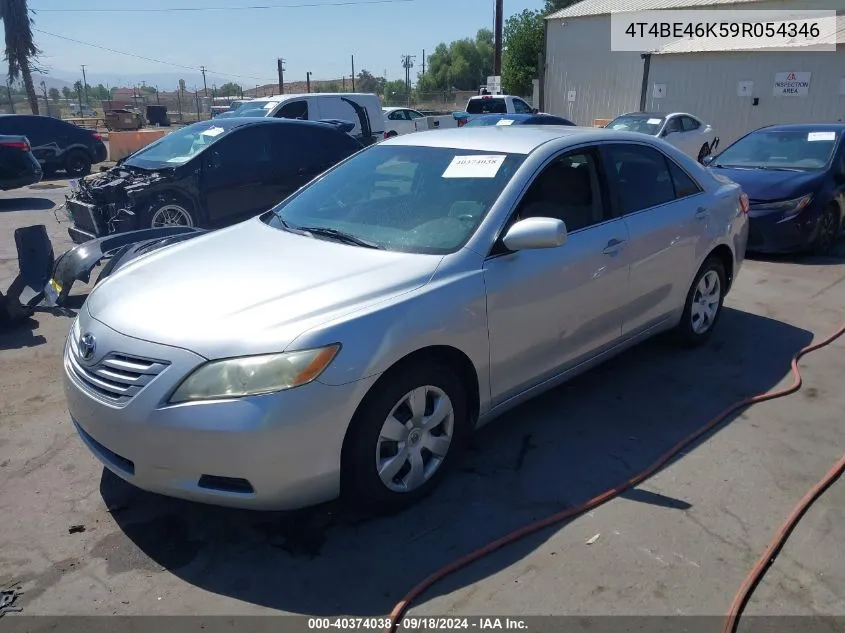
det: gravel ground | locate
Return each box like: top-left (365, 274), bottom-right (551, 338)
top-left (1, 180), bottom-right (844, 626)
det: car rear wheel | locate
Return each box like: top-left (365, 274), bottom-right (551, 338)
top-left (64, 150), bottom-right (92, 178)
top-left (673, 256), bottom-right (726, 347)
top-left (147, 196), bottom-right (195, 229)
top-left (812, 205), bottom-right (840, 256)
top-left (697, 143), bottom-right (711, 164)
top-left (342, 362), bottom-right (469, 515)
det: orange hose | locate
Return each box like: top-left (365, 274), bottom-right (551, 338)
top-left (385, 323), bottom-right (845, 633)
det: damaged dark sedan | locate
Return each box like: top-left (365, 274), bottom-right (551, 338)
top-left (64, 117), bottom-right (364, 244)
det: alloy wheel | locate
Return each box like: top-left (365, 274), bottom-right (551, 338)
top-left (151, 204), bottom-right (193, 228)
top-left (691, 270), bottom-right (721, 334)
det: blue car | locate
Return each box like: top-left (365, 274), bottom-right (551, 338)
top-left (463, 113), bottom-right (575, 127)
top-left (704, 123), bottom-right (845, 255)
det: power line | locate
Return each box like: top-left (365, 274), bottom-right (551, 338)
top-left (33, 28), bottom-right (276, 84)
top-left (34, 0), bottom-right (418, 13)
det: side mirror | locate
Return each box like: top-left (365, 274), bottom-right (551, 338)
top-left (532, 108), bottom-right (539, 114)
top-left (502, 217), bottom-right (567, 251)
top-left (701, 154), bottom-right (715, 167)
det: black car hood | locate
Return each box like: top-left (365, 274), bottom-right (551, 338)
top-left (711, 166), bottom-right (824, 202)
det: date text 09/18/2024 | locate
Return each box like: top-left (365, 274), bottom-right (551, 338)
top-left (307, 617), bottom-right (529, 631)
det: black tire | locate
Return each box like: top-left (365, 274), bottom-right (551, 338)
top-left (64, 150), bottom-right (92, 178)
top-left (386, 131), bottom-right (398, 138)
top-left (144, 194), bottom-right (196, 229)
top-left (341, 362), bottom-right (470, 515)
top-left (697, 143), bottom-right (711, 164)
top-left (811, 205), bottom-right (840, 256)
top-left (673, 256), bottom-right (727, 348)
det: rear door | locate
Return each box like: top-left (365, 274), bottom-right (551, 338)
top-left (600, 142), bottom-right (704, 337)
top-left (201, 125), bottom-right (280, 225)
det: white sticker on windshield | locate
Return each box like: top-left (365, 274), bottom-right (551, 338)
top-left (496, 119), bottom-right (515, 126)
top-left (201, 127), bottom-right (224, 137)
top-left (442, 155), bottom-right (506, 179)
top-left (647, 118), bottom-right (662, 124)
top-left (808, 131), bottom-right (835, 142)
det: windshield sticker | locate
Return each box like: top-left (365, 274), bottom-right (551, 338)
top-left (647, 118), bottom-right (662, 124)
top-left (201, 127), bottom-right (224, 137)
top-left (807, 131), bottom-right (835, 142)
top-left (496, 119), bottom-right (515, 126)
top-left (442, 155), bottom-right (506, 179)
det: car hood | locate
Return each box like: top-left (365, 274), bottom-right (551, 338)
top-left (86, 218), bottom-right (442, 359)
top-left (710, 166), bottom-right (823, 201)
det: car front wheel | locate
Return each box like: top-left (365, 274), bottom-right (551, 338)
top-left (674, 256), bottom-right (726, 347)
top-left (812, 205), bottom-right (841, 256)
top-left (147, 196), bottom-right (196, 229)
top-left (342, 362), bottom-right (469, 515)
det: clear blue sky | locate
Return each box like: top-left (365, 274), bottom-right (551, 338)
top-left (23, 0), bottom-right (544, 87)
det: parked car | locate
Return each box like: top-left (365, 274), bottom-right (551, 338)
top-left (0, 114), bottom-right (107, 177)
top-left (704, 123), bottom-right (845, 255)
top-left (0, 134), bottom-right (42, 190)
top-left (606, 112), bottom-right (719, 163)
top-left (64, 125), bottom-right (748, 514)
top-left (230, 93), bottom-right (384, 145)
top-left (465, 113), bottom-right (575, 127)
top-left (383, 107), bottom-right (425, 137)
top-left (64, 117), bottom-right (363, 244)
top-left (456, 94), bottom-right (540, 126)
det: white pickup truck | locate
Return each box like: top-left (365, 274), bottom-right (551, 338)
top-left (454, 94), bottom-right (540, 125)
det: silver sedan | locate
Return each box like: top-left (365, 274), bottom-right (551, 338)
top-left (63, 125), bottom-right (749, 513)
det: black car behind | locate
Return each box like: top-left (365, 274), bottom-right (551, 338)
top-left (0, 135), bottom-right (42, 190)
top-left (0, 115), bottom-right (107, 178)
top-left (65, 117), bottom-right (363, 243)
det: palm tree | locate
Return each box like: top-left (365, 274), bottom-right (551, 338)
top-left (0, 0), bottom-right (40, 115)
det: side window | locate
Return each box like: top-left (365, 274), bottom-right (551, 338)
top-left (667, 159), bottom-right (702, 198)
top-left (388, 110), bottom-right (403, 121)
top-left (603, 144), bottom-right (677, 214)
top-left (681, 116), bottom-right (700, 132)
top-left (275, 100), bottom-right (308, 120)
top-left (516, 149), bottom-right (606, 233)
top-left (407, 110), bottom-right (423, 120)
top-left (664, 117), bottom-right (682, 134)
top-left (211, 127), bottom-right (272, 170)
top-left (513, 99), bottom-right (532, 114)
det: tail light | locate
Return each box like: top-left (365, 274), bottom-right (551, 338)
top-left (384, 132), bottom-right (390, 140)
top-left (457, 119), bottom-right (467, 128)
top-left (92, 132), bottom-right (103, 140)
top-left (739, 192), bottom-right (749, 214)
top-left (0, 139), bottom-right (30, 151)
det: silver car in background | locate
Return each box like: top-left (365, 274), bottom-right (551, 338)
top-left (63, 126), bottom-right (749, 514)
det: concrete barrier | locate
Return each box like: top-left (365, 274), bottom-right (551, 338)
top-left (108, 129), bottom-right (168, 161)
top-left (594, 118), bottom-right (612, 128)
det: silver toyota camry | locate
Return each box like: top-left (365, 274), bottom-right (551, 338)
top-left (64, 126), bottom-right (749, 513)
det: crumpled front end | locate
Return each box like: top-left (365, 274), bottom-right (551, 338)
top-left (65, 167), bottom-right (168, 244)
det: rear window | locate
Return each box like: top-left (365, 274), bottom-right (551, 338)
top-left (467, 98), bottom-right (507, 115)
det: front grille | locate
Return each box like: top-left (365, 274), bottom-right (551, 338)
top-left (66, 339), bottom-right (169, 406)
top-left (66, 198), bottom-right (105, 236)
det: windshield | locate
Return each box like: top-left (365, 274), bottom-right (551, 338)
top-left (713, 129), bottom-right (839, 171)
top-left (607, 114), bottom-right (664, 135)
top-left (263, 145), bottom-right (526, 254)
top-left (466, 98), bottom-right (507, 115)
top-left (123, 121), bottom-right (231, 169)
top-left (232, 100), bottom-right (272, 116)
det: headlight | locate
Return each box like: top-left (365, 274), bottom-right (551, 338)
top-left (169, 344), bottom-right (340, 403)
top-left (760, 194), bottom-right (813, 222)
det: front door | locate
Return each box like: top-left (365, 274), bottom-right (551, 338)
top-left (483, 147), bottom-right (631, 405)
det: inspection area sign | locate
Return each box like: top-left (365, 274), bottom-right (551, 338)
top-left (773, 71), bottom-right (811, 96)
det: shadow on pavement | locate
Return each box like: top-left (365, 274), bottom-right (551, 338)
top-left (747, 238), bottom-right (845, 266)
top-left (0, 316), bottom-right (47, 350)
top-left (0, 197), bottom-right (56, 212)
top-left (98, 307), bottom-right (812, 616)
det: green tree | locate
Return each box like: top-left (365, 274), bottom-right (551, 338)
top-left (48, 86), bottom-right (59, 102)
top-left (0, 0), bottom-right (41, 114)
top-left (218, 81), bottom-right (241, 97)
top-left (61, 85), bottom-right (71, 99)
top-left (383, 79), bottom-right (408, 106)
top-left (356, 69), bottom-right (386, 95)
top-left (417, 29), bottom-right (493, 93)
top-left (502, 9), bottom-right (544, 96)
top-left (94, 84), bottom-right (109, 100)
top-left (321, 81), bottom-right (340, 93)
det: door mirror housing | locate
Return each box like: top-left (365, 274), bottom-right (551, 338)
top-left (532, 108), bottom-right (539, 114)
top-left (701, 154), bottom-right (716, 167)
top-left (502, 217), bottom-right (567, 251)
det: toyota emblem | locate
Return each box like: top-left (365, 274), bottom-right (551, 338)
top-left (78, 333), bottom-right (96, 361)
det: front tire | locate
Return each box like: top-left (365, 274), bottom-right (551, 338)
top-left (146, 195), bottom-right (196, 229)
top-left (812, 205), bottom-right (840, 256)
top-left (342, 362), bottom-right (469, 515)
top-left (64, 150), bottom-right (92, 177)
top-left (673, 256), bottom-right (726, 347)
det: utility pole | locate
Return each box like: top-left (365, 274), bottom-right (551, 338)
top-left (493, 0), bottom-right (504, 76)
top-left (342, 76), bottom-right (346, 92)
top-left (155, 86), bottom-right (160, 104)
top-left (277, 58), bottom-right (285, 94)
top-left (200, 66), bottom-right (208, 96)
top-left (80, 64), bottom-right (89, 104)
top-left (176, 83), bottom-right (183, 122)
top-left (194, 88), bottom-right (200, 120)
top-left (76, 83), bottom-right (83, 115)
top-left (212, 83), bottom-right (217, 100)
top-left (40, 81), bottom-right (49, 116)
top-left (422, 49), bottom-right (425, 76)
top-left (351, 55), bottom-right (355, 91)
top-left (306, 72), bottom-right (312, 93)
top-left (6, 80), bottom-right (15, 114)
top-left (401, 54), bottom-right (415, 108)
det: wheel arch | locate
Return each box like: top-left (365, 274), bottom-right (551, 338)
top-left (705, 243), bottom-right (734, 292)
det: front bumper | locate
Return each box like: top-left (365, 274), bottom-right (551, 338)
top-left (746, 208), bottom-right (817, 254)
top-left (63, 312), bottom-right (378, 510)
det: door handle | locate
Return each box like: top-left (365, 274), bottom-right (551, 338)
top-left (695, 207), bottom-right (710, 219)
top-left (601, 238), bottom-right (627, 255)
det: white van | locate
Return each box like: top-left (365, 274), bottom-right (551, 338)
top-left (233, 93), bottom-right (384, 145)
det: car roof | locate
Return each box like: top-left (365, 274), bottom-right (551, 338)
top-left (184, 117), bottom-right (349, 133)
top-left (247, 92), bottom-right (377, 104)
top-left (754, 123), bottom-right (845, 133)
top-left (382, 125), bottom-right (654, 154)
